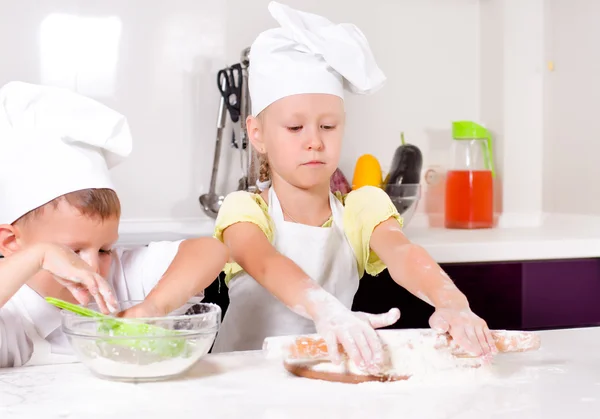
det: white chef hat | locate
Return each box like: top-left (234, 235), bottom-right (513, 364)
top-left (0, 81), bottom-right (132, 225)
top-left (248, 1), bottom-right (386, 116)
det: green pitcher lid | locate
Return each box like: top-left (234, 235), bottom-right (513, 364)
top-left (451, 121), bottom-right (495, 177)
top-left (452, 121), bottom-right (490, 139)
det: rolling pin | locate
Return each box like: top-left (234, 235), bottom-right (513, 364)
top-left (263, 329), bottom-right (541, 384)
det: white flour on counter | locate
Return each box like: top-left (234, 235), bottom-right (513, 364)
top-left (0, 345), bottom-right (554, 419)
top-left (5, 327), bottom-right (590, 419)
top-left (265, 328), bottom-right (540, 380)
top-left (304, 329), bottom-right (489, 385)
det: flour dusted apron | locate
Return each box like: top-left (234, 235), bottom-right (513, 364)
top-left (212, 187), bottom-right (359, 353)
top-left (10, 295), bottom-right (76, 366)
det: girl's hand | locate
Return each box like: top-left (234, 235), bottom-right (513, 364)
top-left (429, 307), bottom-right (497, 359)
top-left (117, 300), bottom-right (162, 319)
top-left (311, 292), bottom-right (400, 373)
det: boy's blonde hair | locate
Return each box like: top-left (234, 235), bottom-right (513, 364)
top-left (14, 188), bottom-right (121, 225)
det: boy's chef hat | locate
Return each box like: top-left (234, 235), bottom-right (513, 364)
top-left (0, 81), bottom-right (132, 225)
top-left (249, 1), bottom-right (386, 116)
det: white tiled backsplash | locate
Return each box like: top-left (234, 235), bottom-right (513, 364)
top-left (0, 0), bottom-right (593, 227)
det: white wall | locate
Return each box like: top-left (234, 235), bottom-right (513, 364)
top-left (5, 0), bottom-right (588, 228)
top-left (478, 0), bottom-right (546, 227)
top-left (0, 0), bottom-right (482, 225)
top-left (543, 0), bottom-right (600, 215)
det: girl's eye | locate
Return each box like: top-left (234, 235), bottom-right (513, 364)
top-left (287, 126), bottom-right (302, 132)
top-left (321, 125), bottom-right (336, 130)
top-left (100, 249), bottom-right (113, 255)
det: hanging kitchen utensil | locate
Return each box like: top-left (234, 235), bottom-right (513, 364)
top-left (217, 64), bottom-right (242, 124)
top-left (199, 46), bottom-right (258, 214)
top-left (238, 47), bottom-right (255, 191)
top-left (199, 75), bottom-right (229, 218)
top-left (218, 63), bottom-right (249, 191)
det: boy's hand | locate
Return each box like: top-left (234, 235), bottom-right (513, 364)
top-left (429, 307), bottom-right (497, 359)
top-left (38, 243), bottom-right (118, 314)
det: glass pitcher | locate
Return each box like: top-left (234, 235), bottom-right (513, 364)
top-left (444, 121), bottom-right (495, 229)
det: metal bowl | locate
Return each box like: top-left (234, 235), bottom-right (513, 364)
top-left (61, 301), bottom-right (221, 382)
top-left (385, 184), bottom-right (422, 227)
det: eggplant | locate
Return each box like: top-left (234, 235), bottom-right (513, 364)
top-left (384, 132), bottom-right (423, 189)
top-left (384, 132), bottom-right (423, 214)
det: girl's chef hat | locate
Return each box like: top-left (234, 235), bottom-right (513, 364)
top-left (249, 1), bottom-right (386, 116)
top-left (0, 81), bottom-right (132, 225)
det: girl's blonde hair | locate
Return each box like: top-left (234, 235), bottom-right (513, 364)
top-left (259, 154), bottom-right (270, 182)
top-left (256, 111), bottom-right (271, 183)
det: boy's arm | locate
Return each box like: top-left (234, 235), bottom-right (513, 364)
top-left (0, 307), bottom-right (36, 368)
top-left (0, 244), bottom-right (115, 311)
top-left (0, 245), bottom-right (43, 307)
top-left (120, 238), bottom-right (229, 317)
top-left (222, 222), bottom-right (399, 372)
top-left (369, 218), bottom-right (496, 356)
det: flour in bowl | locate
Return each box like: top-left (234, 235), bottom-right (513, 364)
top-left (71, 333), bottom-right (216, 381)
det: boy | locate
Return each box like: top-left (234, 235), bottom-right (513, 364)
top-left (0, 81), bottom-right (228, 367)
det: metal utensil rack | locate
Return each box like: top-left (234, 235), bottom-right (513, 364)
top-left (199, 47), bottom-right (259, 218)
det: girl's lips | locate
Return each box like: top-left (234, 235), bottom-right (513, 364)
top-left (302, 161), bottom-right (325, 166)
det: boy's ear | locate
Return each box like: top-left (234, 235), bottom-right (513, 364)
top-left (0, 224), bottom-right (20, 257)
top-left (246, 115), bottom-right (266, 154)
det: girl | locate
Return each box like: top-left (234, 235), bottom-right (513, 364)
top-left (212, 2), bottom-right (495, 373)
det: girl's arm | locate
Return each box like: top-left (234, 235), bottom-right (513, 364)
top-left (223, 221), bottom-right (399, 372)
top-left (370, 218), bottom-right (496, 357)
top-left (120, 238), bottom-right (229, 317)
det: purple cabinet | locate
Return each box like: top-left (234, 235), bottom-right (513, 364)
top-left (521, 259), bottom-right (600, 329)
top-left (204, 258), bottom-right (600, 331)
top-left (352, 258), bottom-right (600, 331)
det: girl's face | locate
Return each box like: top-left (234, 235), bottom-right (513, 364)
top-left (248, 93), bottom-right (345, 190)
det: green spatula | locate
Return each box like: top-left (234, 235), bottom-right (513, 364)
top-left (46, 297), bottom-right (188, 358)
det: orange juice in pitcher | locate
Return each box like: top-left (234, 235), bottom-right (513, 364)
top-left (445, 121), bottom-right (495, 229)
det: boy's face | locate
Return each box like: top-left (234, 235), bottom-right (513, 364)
top-left (251, 93), bottom-right (345, 190)
top-left (10, 200), bottom-right (119, 287)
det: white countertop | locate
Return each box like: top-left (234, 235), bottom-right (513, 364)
top-left (117, 213), bottom-right (600, 263)
top-left (402, 213), bottom-right (600, 263)
top-left (2, 327), bottom-right (600, 419)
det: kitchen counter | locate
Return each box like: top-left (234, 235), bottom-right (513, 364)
top-left (2, 327), bottom-right (599, 419)
top-left (117, 213), bottom-right (600, 263)
top-left (403, 213), bottom-right (600, 263)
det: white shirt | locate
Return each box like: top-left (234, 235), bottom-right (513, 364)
top-left (0, 240), bottom-right (201, 368)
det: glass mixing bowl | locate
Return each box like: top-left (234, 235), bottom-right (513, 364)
top-left (61, 301), bottom-right (221, 382)
top-left (385, 184), bottom-right (422, 227)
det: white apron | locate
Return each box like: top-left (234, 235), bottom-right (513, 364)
top-left (9, 294), bottom-right (76, 367)
top-left (212, 187), bottom-right (359, 353)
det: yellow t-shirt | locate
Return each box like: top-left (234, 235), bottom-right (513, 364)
top-left (214, 185), bottom-right (403, 285)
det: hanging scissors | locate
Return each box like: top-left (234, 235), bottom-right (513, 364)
top-left (217, 63), bottom-right (242, 123)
